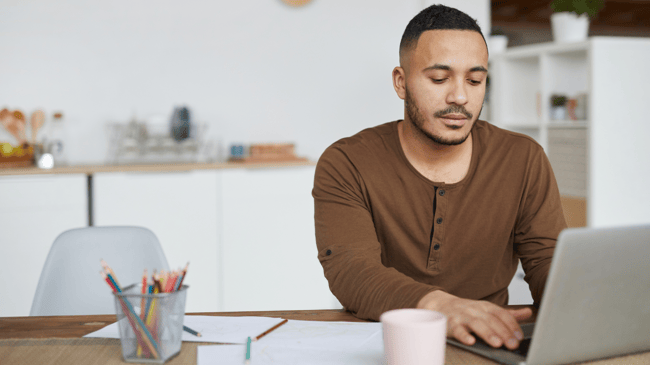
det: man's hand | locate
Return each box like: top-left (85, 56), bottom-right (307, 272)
top-left (417, 290), bottom-right (532, 350)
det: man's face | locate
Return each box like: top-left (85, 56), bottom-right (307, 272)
top-left (397, 30), bottom-right (488, 146)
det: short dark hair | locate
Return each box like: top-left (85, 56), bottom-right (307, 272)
top-left (399, 4), bottom-right (486, 63)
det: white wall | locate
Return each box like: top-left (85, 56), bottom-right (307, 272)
top-left (0, 0), bottom-right (489, 165)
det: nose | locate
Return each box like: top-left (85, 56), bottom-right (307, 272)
top-left (446, 78), bottom-right (468, 105)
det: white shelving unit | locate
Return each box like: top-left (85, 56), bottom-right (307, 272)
top-left (490, 36), bottom-right (650, 228)
top-left (490, 37), bottom-right (650, 305)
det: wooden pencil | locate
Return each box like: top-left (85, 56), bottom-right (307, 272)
top-left (101, 271), bottom-right (159, 359)
top-left (100, 259), bottom-right (121, 288)
top-left (176, 262), bottom-right (189, 289)
top-left (253, 319), bottom-right (288, 341)
top-left (183, 325), bottom-right (202, 337)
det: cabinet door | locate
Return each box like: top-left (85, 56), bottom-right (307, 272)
top-left (0, 174), bottom-right (87, 317)
top-left (220, 166), bottom-right (340, 311)
top-left (94, 170), bottom-right (219, 313)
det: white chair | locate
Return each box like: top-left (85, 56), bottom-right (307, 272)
top-left (30, 226), bottom-right (170, 316)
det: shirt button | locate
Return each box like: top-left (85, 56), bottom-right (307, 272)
top-left (439, 189), bottom-right (445, 196)
top-left (436, 217), bottom-right (443, 224)
top-left (326, 249), bottom-right (332, 256)
top-left (434, 244), bottom-right (440, 250)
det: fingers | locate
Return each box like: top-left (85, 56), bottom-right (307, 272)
top-left (448, 309), bottom-right (517, 349)
top-left (437, 294), bottom-right (534, 350)
top-left (488, 308), bottom-right (525, 349)
top-left (465, 316), bottom-right (506, 348)
top-left (450, 323), bottom-right (476, 346)
top-left (447, 303), bottom-right (525, 350)
top-left (508, 307), bottom-right (533, 321)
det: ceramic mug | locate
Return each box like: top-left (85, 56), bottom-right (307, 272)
top-left (380, 308), bottom-right (447, 365)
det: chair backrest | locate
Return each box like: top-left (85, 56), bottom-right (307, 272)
top-left (30, 226), bottom-right (170, 316)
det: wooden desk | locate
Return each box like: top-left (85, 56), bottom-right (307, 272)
top-left (1, 309), bottom-right (648, 365)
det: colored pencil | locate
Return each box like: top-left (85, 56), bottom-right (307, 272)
top-left (100, 259), bottom-right (121, 288)
top-left (176, 262), bottom-right (189, 289)
top-left (101, 271), bottom-right (159, 359)
top-left (253, 319), bottom-right (288, 341)
top-left (101, 262), bottom-right (159, 358)
top-left (100, 260), bottom-right (195, 359)
top-left (140, 269), bottom-right (147, 319)
top-left (245, 336), bottom-right (252, 364)
top-left (164, 271), bottom-right (176, 293)
top-left (183, 325), bottom-right (202, 337)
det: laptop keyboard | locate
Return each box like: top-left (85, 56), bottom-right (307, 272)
top-left (474, 336), bottom-right (532, 356)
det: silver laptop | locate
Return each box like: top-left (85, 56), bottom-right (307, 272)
top-left (447, 224), bottom-right (650, 365)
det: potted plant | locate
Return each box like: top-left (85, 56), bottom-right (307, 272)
top-left (550, 0), bottom-right (604, 43)
top-left (550, 94), bottom-right (568, 120)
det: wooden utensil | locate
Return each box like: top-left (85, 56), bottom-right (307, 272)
top-left (30, 110), bottom-right (45, 145)
top-left (1, 109), bottom-right (28, 145)
top-left (0, 108), bottom-right (12, 140)
top-left (12, 110), bottom-right (28, 145)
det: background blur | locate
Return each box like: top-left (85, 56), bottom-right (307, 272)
top-left (0, 0), bottom-right (489, 164)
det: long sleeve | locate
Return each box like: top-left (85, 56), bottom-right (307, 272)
top-left (313, 144), bottom-right (438, 321)
top-left (514, 147), bottom-right (567, 305)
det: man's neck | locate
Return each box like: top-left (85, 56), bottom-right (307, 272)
top-left (398, 119), bottom-right (473, 184)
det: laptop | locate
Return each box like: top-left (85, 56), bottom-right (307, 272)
top-left (447, 224), bottom-right (650, 365)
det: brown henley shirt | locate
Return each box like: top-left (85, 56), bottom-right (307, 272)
top-left (312, 120), bottom-right (567, 321)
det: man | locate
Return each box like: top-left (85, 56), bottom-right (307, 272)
top-left (312, 4), bottom-right (567, 350)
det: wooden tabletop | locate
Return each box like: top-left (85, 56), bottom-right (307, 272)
top-left (1, 308), bottom-right (649, 365)
top-left (0, 309), bottom-right (360, 339)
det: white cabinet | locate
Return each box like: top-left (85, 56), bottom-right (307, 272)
top-left (0, 174), bottom-right (87, 317)
top-left (220, 166), bottom-right (340, 311)
top-left (94, 170), bottom-right (220, 313)
top-left (490, 37), bottom-right (650, 228)
top-left (1, 164), bottom-right (340, 316)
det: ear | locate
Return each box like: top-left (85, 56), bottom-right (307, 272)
top-left (392, 67), bottom-right (406, 101)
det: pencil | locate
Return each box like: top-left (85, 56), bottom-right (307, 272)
top-left (101, 271), bottom-right (160, 359)
top-left (253, 319), bottom-right (288, 341)
top-left (100, 259), bottom-right (121, 288)
top-left (245, 336), bottom-right (251, 364)
top-left (176, 262), bottom-right (189, 290)
top-left (138, 269), bottom-right (147, 357)
top-left (140, 269), bottom-right (147, 318)
top-left (183, 325), bottom-right (202, 337)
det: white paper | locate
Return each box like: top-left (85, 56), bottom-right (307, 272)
top-left (197, 345), bottom-right (385, 365)
top-left (83, 315), bottom-right (286, 344)
top-left (197, 320), bottom-right (385, 365)
top-left (255, 320), bottom-right (383, 351)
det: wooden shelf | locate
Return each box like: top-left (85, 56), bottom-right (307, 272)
top-left (0, 160), bottom-right (316, 176)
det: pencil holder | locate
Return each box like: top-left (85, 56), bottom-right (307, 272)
top-left (113, 283), bottom-right (188, 364)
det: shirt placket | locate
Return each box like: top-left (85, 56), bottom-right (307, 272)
top-left (427, 187), bottom-right (447, 273)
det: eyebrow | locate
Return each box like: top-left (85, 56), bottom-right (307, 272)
top-left (422, 64), bottom-right (488, 73)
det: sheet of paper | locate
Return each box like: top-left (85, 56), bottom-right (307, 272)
top-left (197, 344), bottom-right (385, 365)
top-left (83, 315), bottom-right (286, 344)
top-left (197, 320), bottom-right (385, 365)
top-left (255, 320), bottom-right (383, 351)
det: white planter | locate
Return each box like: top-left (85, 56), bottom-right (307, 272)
top-left (488, 35), bottom-right (509, 55)
top-left (551, 12), bottom-right (589, 43)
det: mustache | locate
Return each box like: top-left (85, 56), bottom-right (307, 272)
top-left (434, 106), bottom-right (472, 119)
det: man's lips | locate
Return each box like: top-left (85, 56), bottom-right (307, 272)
top-left (438, 114), bottom-right (468, 120)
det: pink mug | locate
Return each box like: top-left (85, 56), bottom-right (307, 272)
top-left (380, 308), bottom-right (447, 365)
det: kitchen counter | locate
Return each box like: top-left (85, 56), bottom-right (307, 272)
top-left (0, 160), bottom-right (316, 176)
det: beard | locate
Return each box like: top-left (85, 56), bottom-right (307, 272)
top-left (405, 87), bottom-right (481, 146)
